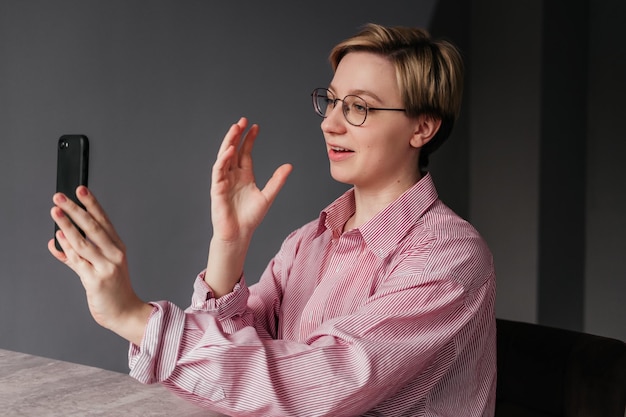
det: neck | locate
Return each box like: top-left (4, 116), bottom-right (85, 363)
top-left (344, 172), bottom-right (423, 232)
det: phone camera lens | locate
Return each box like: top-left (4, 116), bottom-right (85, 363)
top-left (60, 140), bottom-right (69, 149)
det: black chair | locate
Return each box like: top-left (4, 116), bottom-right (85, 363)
top-left (495, 318), bottom-right (626, 417)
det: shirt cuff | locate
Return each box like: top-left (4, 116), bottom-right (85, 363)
top-left (128, 301), bottom-right (185, 384)
top-left (189, 271), bottom-right (250, 321)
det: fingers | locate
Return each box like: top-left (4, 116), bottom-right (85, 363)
top-left (215, 117), bottom-right (259, 171)
top-left (212, 118), bottom-right (291, 201)
top-left (50, 200), bottom-right (95, 255)
top-left (212, 119), bottom-right (245, 183)
top-left (238, 124), bottom-right (258, 171)
top-left (48, 237), bottom-right (68, 263)
top-left (48, 229), bottom-right (91, 277)
top-left (211, 118), bottom-right (259, 191)
top-left (212, 144), bottom-right (237, 188)
top-left (51, 188), bottom-right (125, 265)
top-left (216, 117), bottom-right (248, 162)
top-left (48, 214), bottom-right (95, 281)
top-left (75, 187), bottom-right (125, 251)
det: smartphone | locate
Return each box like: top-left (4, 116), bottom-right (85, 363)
top-left (54, 134), bottom-right (89, 251)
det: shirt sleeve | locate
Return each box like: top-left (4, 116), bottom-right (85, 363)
top-left (128, 247), bottom-right (494, 417)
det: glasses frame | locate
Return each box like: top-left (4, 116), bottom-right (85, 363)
top-left (311, 88), bottom-right (406, 126)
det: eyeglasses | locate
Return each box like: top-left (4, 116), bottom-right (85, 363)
top-left (311, 88), bottom-right (406, 126)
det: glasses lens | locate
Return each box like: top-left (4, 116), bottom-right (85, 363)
top-left (343, 95), bottom-right (367, 126)
top-left (313, 89), bottom-right (331, 117)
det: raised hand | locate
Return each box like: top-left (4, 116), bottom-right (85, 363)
top-left (205, 118), bottom-right (292, 296)
top-left (211, 117), bottom-right (293, 242)
top-left (48, 187), bottom-right (153, 345)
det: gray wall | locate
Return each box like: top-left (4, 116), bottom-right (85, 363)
top-left (1, 0), bottom-right (624, 375)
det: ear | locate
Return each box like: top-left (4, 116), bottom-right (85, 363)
top-left (409, 115), bottom-right (442, 148)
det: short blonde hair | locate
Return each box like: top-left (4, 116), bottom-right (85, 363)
top-left (329, 23), bottom-right (464, 168)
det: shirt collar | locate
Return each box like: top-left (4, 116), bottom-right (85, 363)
top-left (316, 173), bottom-right (439, 258)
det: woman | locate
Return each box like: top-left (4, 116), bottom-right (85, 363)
top-left (50, 23), bottom-right (496, 416)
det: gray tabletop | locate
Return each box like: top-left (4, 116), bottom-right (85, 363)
top-left (0, 348), bottom-right (226, 416)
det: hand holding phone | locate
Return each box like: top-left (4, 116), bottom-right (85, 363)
top-left (49, 143), bottom-right (153, 346)
top-left (54, 134), bottom-right (89, 251)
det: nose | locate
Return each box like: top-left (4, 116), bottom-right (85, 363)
top-left (321, 101), bottom-right (348, 134)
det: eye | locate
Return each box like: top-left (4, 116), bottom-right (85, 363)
top-left (344, 95), bottom-right (368, 115)
top-left (319, 92), bottom-right (337, 108)
top-left (352, 103), bottom-right (367, 114)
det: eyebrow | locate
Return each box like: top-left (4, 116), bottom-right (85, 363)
top-left (328, 85), bottom-right (385, 104)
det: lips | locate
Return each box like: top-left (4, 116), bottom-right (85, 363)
top-left (328, 142), bottom-right (354, 152)
top-left (327, 144), bottom-right (354, 162)
top-left (330, 146), bottom-right (353, 153)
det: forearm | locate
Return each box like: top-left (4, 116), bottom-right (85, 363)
top-left (204, 236), bottom-right (252, 298)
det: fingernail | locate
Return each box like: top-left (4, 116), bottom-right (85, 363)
top-left (56, 194), bottom-right (67, 203)
top-left (78, 187), bottom-right (88, 197)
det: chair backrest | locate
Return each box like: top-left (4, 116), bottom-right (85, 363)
top-left (495, 318), bottom-right (626, 417)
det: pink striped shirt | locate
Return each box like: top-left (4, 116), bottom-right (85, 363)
top-left (129, 173), bottom-right (497, 416)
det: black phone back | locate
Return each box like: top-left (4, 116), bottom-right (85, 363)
top-left (54, 134), bottom-right (89, 251)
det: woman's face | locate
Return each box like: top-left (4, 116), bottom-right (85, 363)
top-left (321, 51), bottom-right (422, 193)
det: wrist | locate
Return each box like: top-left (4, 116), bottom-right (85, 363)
top-left (109, 299), bottom-right (154, 346)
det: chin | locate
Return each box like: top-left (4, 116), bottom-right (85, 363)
top-left (329, 169), bottom-right (354, 186)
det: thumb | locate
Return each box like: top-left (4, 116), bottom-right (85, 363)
top-left (261, 163), bottom-right (293, 205)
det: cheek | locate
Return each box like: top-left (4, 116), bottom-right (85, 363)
top-left (358, 127), bottom-right (413, 162)
top-left (363, 143), bottom-right (398, 171)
